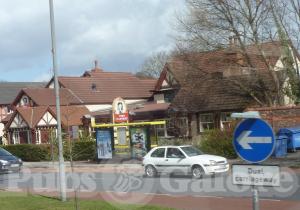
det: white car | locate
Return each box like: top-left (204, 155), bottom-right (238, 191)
top-left (142, 145), bottom-right (229, 178)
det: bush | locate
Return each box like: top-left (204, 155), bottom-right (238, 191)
top-left (64, 140), bottom-right (96, 161)
top-left (195, 128), bottom-right (237, 159)
top-left (2, 144), bottom-right (52, 161)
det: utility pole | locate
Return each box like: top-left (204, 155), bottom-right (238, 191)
top-left (49, 0), bottom-right (67, 202)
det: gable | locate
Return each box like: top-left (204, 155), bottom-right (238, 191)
top-left (10, 113), bottom-right (28, 128)
top-left (37, 111), bottom-right (57, 126)
top-left (155, 66), bottom-right (179, 91)
top-left (165, 70), bottom-right (178, 87)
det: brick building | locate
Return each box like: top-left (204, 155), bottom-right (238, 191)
top-left (154, 41), bottom-right (300, 138)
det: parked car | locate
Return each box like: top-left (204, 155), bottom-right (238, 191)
top-left (142, 145), bottom-right (229, 178)
top-left (0, 148), bottom-right (22, 173)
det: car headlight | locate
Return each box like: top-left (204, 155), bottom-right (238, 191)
top-left (0, 160), bottom-right (9, 165)
top-left (209, 160), bottom-right (217, 166)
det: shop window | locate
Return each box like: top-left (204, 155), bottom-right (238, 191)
top-left (199, 113), bottom-right (214, 132)
top-left (156, 124), bottom-right (167, 137)
top-left (166, 117), bottom-right (188, 137)
top-left (220, 112), bottom-right (232, 130)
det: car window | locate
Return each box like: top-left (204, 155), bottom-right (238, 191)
top-left (180, 146), bottom-right (203, 157)
top-left (0, 148), bottom-right (12, 156)
top-left (167, 148), bottom-right (185, 158)
top-left (151, 148), bottom-right (165, 158)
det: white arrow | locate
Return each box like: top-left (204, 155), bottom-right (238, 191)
top-left (237, 130), bottom-right (272, 149)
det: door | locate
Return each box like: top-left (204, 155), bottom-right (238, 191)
top-left (150, 147), bottom-right (166, 173)
top-left (164, 147), bottom-right (189, 174)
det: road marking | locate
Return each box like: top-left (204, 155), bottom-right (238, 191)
top-left (192, 195), bottom-right (223, 199)
top-left (260, 198), bottom-right (281, 202)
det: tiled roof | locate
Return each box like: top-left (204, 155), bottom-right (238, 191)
top-left (163, 41), bottom-right (284, 112)
top-left (16, 106), bottom-right (49, 128)
top-left (5, 105), bottom-right (90, 129)
top-left (0, 82), bottom-right (45, 105)
top-left (166, 42), bottom-right (283, 83)
top-left (49, 106), bottom-right (90, 126)
top-left (130, 102), bottom-right (170, 113)
top-left (13, 88), bottom-right (83, 106)
top-left (55, 72), bottom-right (157, 104)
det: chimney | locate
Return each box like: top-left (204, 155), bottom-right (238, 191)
top-left (229, 35), bottom-right (239, 47)
top-left (91, 59), bottom-right (103, 72)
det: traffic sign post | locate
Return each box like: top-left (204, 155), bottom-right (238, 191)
top-left (232, 116), bottom-right (279, 210)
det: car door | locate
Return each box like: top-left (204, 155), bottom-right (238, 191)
top-left (149, 147), bottom-right (166, 172)
top-left (164, 147), bottom-right (189, 174)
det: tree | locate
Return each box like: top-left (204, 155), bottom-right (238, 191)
top-left (175, 0), bottom-right (300, 106)
top-left (136, 51), bottom-right (170, 79)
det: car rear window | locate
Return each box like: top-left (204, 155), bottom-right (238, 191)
top-left (151, 148), bottom-right (165, 158)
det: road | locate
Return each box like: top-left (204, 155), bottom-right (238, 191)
top-left (0, 168), bottom-right (299, 209)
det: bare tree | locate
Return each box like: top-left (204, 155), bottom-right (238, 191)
top-left (136, 51), bottom-right (170, 79)
top-left (175, 0), bottom-right (300, 106)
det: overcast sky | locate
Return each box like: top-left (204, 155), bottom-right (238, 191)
top-left (0, 0), bottom-right (184, 82)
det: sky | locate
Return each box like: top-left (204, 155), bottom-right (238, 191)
top-left (0, 0), bottom-right (185, 82)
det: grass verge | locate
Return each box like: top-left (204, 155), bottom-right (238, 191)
top-left (0, 191), bottom-right (174, 210)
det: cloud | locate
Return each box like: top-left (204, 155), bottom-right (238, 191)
top-left (0, 0), bottom-right (184, 81)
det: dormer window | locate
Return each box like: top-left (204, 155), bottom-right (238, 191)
top-left (21, 96), bottom-right (29, 106)
top-left (91, 83), bottom-right (97, 91)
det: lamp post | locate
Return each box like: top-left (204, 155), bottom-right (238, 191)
top-left (49, 0), bottom-right (67, 202)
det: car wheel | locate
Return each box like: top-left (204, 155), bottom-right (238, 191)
top-left (192, 165), bottom-right (204, 179)
top-left (145, 165), bottom-right (157, 177)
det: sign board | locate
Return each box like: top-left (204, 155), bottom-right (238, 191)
top-left (233, 118), bottom-right (275, 163)
top-left (232, 164), bottom-right (280, 187)
top-left (96, 129), bottom-right (112, 159)
top-left (112, 97), bottom-right (128, 123)
top-left (130, 127), bottom-right (148, 158)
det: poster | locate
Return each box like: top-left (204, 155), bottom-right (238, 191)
top-left (117, 127), bottom-right (127, 145)
top-left (96, 129), bottom-right (112, 159)
top-left (130, 127), bottom-right (148, 158)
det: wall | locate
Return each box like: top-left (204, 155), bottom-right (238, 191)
top-left (247, 106), bottom-right (300, 132)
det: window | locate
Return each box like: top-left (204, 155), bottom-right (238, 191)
top-left (167, 148), bottom-right (185, 158)
top-left (13, 131), bottom-right (20, 144)
top-left (199, 113), bottom-right (214, 132)
top-left (180, 146), bottom-right (203, 157)
top-left (151, 148), bottom-right (165, 158)
top-left (156, 124), bottom-right (167, 137)
top-left (220, 112), bottom-right (232, 130)
top-left (166, 117), bottom-right (188, 137)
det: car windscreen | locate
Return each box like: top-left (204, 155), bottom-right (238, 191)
top-left (180, 146), bottom-right (203, 157)
top-left (0, 148), bottom-right (12, 156)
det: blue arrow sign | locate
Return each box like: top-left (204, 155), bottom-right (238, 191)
top-left (233, 118), bottom-right (275, 163)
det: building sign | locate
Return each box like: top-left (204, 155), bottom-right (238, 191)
top-left (130, 127), bottom-right (148, 158)
top-left (112, 97), bottom-right (128, 123)
top-left (232, 164), bottom-right (280, 187)
top-left (96, 129), bottom-right (112, 159)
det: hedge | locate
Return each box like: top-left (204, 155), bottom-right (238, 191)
top-left (64, 140), bottom-right (96, 161)
top-left (2, 144), bottom-right (52, 161)
top-left (1, 140), bottom-right (96, 162)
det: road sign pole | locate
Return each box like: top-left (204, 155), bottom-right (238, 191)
top-left (252, 186), bottom-right (259, 210)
